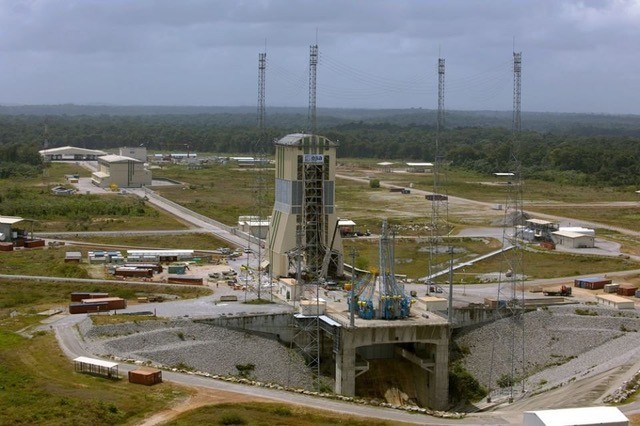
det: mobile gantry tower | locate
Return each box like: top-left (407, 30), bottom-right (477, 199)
top-left (266, 133), bottom-right (344, 281)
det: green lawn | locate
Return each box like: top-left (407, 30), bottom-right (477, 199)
top-left (0, 330), bottom-right (191, 425)
top-left (1, 166), bottom-right (189, 232)
top-left (153, 163), bottom-right (274, 226)
top-left (164, 402), bottom-right (413, 426)
top-left (0, 279), bottom-right (211, 330)
top-left (462, 249), bottom-right (640, 282)
top-left (69, 233), bottom-right (232, 250)
top-left (343, 237), bottom-right (502, 279)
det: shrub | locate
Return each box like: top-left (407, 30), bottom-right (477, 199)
top-left (449, 362), bottom-right (487, 403)
top-left (369, 179), bottom-right (380, 188)
top-left (235, 363), bottom-right (255, 379)
top-left (575, 308), bottom-right (598, 316)
top-left (219, 413), bottom-right (247, 425)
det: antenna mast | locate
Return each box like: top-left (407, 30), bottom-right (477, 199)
top-left (253, 49), bottom-right (268, 300)
top-left (488, 50), bottom-right (526, 404)
top-left (307, 44), bottom-right (318, 134)
top-left (428, 56), bottom-right (451, 310)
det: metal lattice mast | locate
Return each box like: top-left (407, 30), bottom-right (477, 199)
top-left (428, 57), bottom-right (450, 301)
top-left (294, 45), bottom-right (323, 391)
top-left (307, 44), bottom-right (318, 134)
top-left (513, 52), bottom-right (522, 133)
top-left (488, 51), bottom-right (525, 404)
top-left (253, 50), bottom-right (268, 300)
top-left (257, 52), bottom-right (266, 132)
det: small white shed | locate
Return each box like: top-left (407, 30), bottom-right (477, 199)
top-left (523, 406), bottom-right (628, 426)
top-left (596, 294), bottom-right (635, 310)
top-left (552, 230), bottom-right (595, 249)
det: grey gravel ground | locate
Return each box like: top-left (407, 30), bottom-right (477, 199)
top-left (455, 304), bottom-right (640, 398)
top-left (84, 319), bottom-right (317, 390)
top-left (81, 302), bottom-right (640, 404)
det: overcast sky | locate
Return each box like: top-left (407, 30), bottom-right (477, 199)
top-left (0, 0), bottom-right (638, 114)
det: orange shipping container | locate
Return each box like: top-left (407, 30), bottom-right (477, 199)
top-left (128, 368), bottom-right (162, 386)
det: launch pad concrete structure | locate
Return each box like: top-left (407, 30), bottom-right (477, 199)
top-left (327, 308), bottom-right (450, 410)
top-left (264, 133), bottom-right (449, 409)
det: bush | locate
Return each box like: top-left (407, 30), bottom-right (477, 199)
top-left (449, 362), bottom-right (487, 403)
top-left (497, 373), bottom-right (516, 389)
top-left (235, 363), bottom-right (255, 379)
top-left (219, 413), bottom-right (247, 425)
top-left (369, 179), bottom-right (380, 188)
top-left (575, 308), bottom-right (598, 316)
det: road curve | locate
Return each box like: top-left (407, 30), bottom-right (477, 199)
top-left (50, 315), bottom-right (514, 425)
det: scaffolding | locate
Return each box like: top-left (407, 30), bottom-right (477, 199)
top-left (349, 220), bottom-right (412, 320)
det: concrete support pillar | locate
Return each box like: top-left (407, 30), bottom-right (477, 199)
top-left (335, 330), bottom-right (356, 396)
top-left (429, 333), bottom-right (450, 410)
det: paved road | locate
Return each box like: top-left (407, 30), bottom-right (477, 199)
top-left (50, 313), bottom-right (514, 425)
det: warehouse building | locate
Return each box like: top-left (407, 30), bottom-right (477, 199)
top-left (119, 146), bottom-right (148, 162)
top-left (552, 229), bottom-right (595, 249)
top-left (39, 146), bottom-right (107, 161)
top-left (91, 154), bottom-right (152, 188)
top-left (405, 162), bottom-right (433, 173)
top-left (596, 294), bottom-right (635, 310)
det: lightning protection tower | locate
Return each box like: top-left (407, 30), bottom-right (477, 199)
top-left (252, 50), bottom-right (268, 299)
top-left (428, 57), bottom-right (451, 302)
top-left (488, 51), bottom-right (526, 403)
top-left (307, 44), bottom-right (318, 135)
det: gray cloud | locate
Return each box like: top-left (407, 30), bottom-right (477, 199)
top-left (0, 0), bottom-right (638, 113)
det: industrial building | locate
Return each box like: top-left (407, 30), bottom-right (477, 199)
top-left (91, 154), bottom-right (152, 188)
top-left (0, 216), bottom-right (26, 244)
top-left (522, 219), bottom-right (558, 242)
top-left (266, 133), bottom-right (344, 279)
top-left (39, 146), bottom-right (107, 161)
top-left (596, 294), bottom-right (635, 310)
top-left (523, 406), bottom-right (628, 425)
top-left (552, 229), bottom-right (595, 248)
top-left (119, 146), bottom-right (148, 162)
top-left (237, 215), bottom-right (270, 239)
top-left (0, 215), bottom-right (43, 250)
top-left (405, 162), bottom-right (433, 173)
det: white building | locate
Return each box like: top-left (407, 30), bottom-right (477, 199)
top-left (523, 406), bottom-right (628, 425)
top-left (119, 147), bottom-right (148, 162)
top-left (596, 294), bottom-right (635, 310)
top-left (91, 155), bottom-right (152, 189)
top-left (552, 229), bottom-right (595, 249)
top-left (237, 216), bottom-right (271, 239)
top-left (405, 162), bottom-right (433, 173)
top-left (39, 146), bottom-right (107, 161)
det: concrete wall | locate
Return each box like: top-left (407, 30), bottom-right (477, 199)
top-left (195, 313), bottom-right (295, 342)
top-left (335, 323), bottom-right (449, 410)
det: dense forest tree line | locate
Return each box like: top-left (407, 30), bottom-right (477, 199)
top-left (0, 110), bottom-right (639, 186)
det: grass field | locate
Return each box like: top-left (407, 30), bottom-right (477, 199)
top-left (164, 401), bottom-right (413, 426)
top-left (154, 163), bottom-right (274, 226)
top-left (0, 279), bottom-right (211, 332)
top-left (0, 330), bottom-right (191, 425)
top-left (343, 237), bottom-right (502, 279)
top-left (1, 163), bottom-right (189, 232)
top-left (462, 248), bottom-right (640, 281)
top-left (69, 233), bottom-right (232, 250)
top-left (526, 205), bottom-right (640, 232)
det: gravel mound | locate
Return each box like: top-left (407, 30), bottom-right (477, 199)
top-left (85, 319), bottom-right (316, 390)
top-left (455, 304), bottom-right (640, 395)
